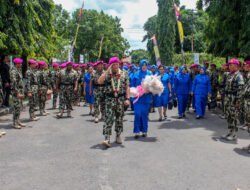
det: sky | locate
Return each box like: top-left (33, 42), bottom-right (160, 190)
top-left (54, 0), bottom-right (197, 50)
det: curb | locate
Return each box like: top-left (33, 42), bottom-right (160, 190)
top-left (0, 102), bottom-right (29, 116)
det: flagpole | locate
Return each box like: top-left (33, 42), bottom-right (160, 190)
top-left (173, 1), bottom-right (185, 64)
top-left (98, 36), bottom-right (104, 60)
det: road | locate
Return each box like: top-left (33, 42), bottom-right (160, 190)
top-left (0, 101), bottom-right (250, 190)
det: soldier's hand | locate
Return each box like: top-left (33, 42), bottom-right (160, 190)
top-left (27, 92), bottom-right (32, 97)
top-left (17, 93), bottom-right (22, 99)
top-left (5, 82), bottom-right (9, 87)
top-left (74, 88), bottom-right (77, 93)
top-left (236, 103), bottom-right (240, 108)
top-left (83, 92), bottom-right (86, 96)
top-left (39, 91), bottom-right (42, 95)
top-left (124, 100), bottom-right (130, 106)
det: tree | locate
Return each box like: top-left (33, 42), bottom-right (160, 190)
top-left (204, 0), bottom-right (250, 59)
top-left (143, 15), bottom-right (157, 65)
top-left (69, 10), bottom-right (130, 63)
top-left (130, 49), bottom-right (149, 64)
top-left (156, 0), bottom-right (176, 65)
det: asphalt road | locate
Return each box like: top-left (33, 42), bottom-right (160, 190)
top-left (0, 101), bottom-right (250, 190)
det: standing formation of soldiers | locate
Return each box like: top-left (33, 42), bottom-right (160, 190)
top-left (0, 56), bottom-right (248, 152)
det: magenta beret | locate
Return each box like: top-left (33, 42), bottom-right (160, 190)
top-left (211, 64), bottom-right (216, 67)
top-left (13, 58), bottom-right (23, 64)
top-left (28, 59), bottom-right (36, 65)
top-left (60, 63), bottom-right (66, 68)
top-left (228, 59), bottom-right (240, 65)
top-left (66, 61), bottom-right (73, 65)
top-left (109, 57), bottom-right (120, 65)
top-left (38, 61), bottom-right (46, 66)
top-left (204, 62), bottom-right (210, 65)
top-left (244, 60), bottom-right (250, 65)
top-left (52, 63), bottom-right (59, 67)
top-left (96, 60), bottom-right (104, 65)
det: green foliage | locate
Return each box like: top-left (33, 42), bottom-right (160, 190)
top-left (70, 10), bottom-right (130, 63)
top-left (130, 49), bottom-right (149, 63)
top-left (156, 0), bottom-right (176, 65)
top-left (143, 15), bottom-right (157, 65)
top-left (204, 0), bottom-right (250, 58)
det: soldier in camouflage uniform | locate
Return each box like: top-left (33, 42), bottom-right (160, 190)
top-left (11, 58), bottom-right (26, 129)
top-left (209, 64), bottom-right (219, 102)
top-left (26, 59), bottom-right (40, 121)
top-left (80, 64), bottom-right (87, 105)
top-left (37, 61), bottom-right (50, 116)
top-left (221, 59), bottom-right (245, 141)
top-left (48, 63), bottom-right (59, 109)
top-left (187, 64), bottom-right (199, 111)
top-left (0, 74), bottom-right (6, 137)
top-left (56, 61), bottom-right (77, 118)
top-left (74, 64), bottom-right (82, 106)
top-left (242, 61), bottom-right (250, 152)
top-left (219, 63), bottom-right (229, 119)
top-left (98, 57), bottom-right (130, 148)
top-left (204, 62), bottom-right (210, 75)
top-left (90, 60), bottom-right (106, 123)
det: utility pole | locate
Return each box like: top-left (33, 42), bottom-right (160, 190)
top-left (191, 9), bottom-right (194, 61)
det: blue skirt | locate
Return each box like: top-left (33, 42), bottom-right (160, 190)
top-left (86, 92), bottom-right (94, 104)
top-left (155, 93), bottom-right (169, 108)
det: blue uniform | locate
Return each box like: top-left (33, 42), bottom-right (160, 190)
top-left (191, 67), bottom-right (211, 117)
top-left (84, 73), bottom-right (94, 104)
top-left (155, 74), bottom-right (171, 108)
top-left (132, 60), bottom-right (152, 134)
top-left (174, 66), bottom-right (192, 116)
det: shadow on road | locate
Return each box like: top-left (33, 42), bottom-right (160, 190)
top-left (233, 148), bottom-right (250, 157)
top-left (124, 136), bottom-right (157, 142)
top-left (90, 143), bottom-right (125, 150)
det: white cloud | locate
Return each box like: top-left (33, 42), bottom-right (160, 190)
top-left (54, 0), bottom-right (197, 50)
top-left (53, 0), bottom-right (79, 12)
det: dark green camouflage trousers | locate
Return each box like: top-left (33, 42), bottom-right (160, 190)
top-left (226, 95), bottom-right (240, 132)
top-left (29, 85), bottom-right (38, 117)
top-left (94, 88), bottom-right (105, 117)
top-left (13, 96), bottom-right (22, 126)
top-left (39, 86), bottom-right (47, 112)
top-left (53, 89), bottom-right (58, 107)
top-left (59, 85), bottom-right (73, 111)
top-left (103, 97), bottom-right (124, 136)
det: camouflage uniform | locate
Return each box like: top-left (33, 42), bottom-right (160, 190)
top-left (74, 70), bottom-right (81, 105)
top-left (26, 68), bottom-right (39, 119)
top-left (92, 70), bottom-right (106, 118)
top-left (10, 67), bottom-right (24, 127)
top-left (242, 72), bottom-right (250, 130)
top-left (103, 70), bottom-right (129, 136)
top-left (224, 71), bottom-right (244, 136)
top-left (58, 68), bottom-right (77, 112)
top-left (80, 70), bottom-right (85, 102)
top-left (48, 70), bottom-right (59, 108)
top-left (219, 71), bottom-right (229, 116)
top-left (0, 75), bottom-right (3, 105)
top-left (37, 69), bottom-right (49, 114)
top-left (209, 70), bottom-right (219, 101)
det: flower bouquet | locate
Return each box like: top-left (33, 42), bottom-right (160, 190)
top-left (130, 75), bottom-right (164, 103)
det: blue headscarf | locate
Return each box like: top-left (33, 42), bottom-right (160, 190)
top-left (123, 66), bottom-right (128, 71)
top-left (139, 59), bottom-right (149, 78)
top-left (179, 66), bottom-right (185, 74)
top-left (200, 66), bottom-right (206, 74)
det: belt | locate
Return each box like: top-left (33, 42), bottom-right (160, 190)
top-left (61, 83), bottom-right (73, 85)
top-left (105, 93), bottom-right (125, 98)
top-left (95, 84), bottom-right (106, 87)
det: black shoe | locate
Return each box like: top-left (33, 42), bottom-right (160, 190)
top-left (183, 113), bottom-right (186, 117)
top-left (134, 135), bottom-right (139, 139)
top-left (196, 116), bottom-right (200, 119)
top-left (142, 133), bottom-right (147, 137)
top-left (159, 117), bottom-right (163, 121)
top-left (178, 115), bottom-right (182, 119)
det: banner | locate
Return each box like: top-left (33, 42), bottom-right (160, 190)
top-left (177, 21), bottom-right (184, 44)
top-left (69, 1), bottom-right (84, 61)
top-left (98, 36), bottom-right (104, 60)
top-left (194, 53), bottom-right (199, 65)
top-left (152, 35), bottom-right (161, 67)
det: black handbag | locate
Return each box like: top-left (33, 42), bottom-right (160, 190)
top-left (173, 98), bottom-right (178, 108)
top-left (168, 100), bottom-right (173, 110)
top-left (207, 100), bottom-right (217, 110)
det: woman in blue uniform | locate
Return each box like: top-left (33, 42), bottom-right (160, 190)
top-left (83, 65), bottom-right (94, 115)
top-left (132, 60), bottom-right (152, 138)
top-left (174, 66), bottom-right (192, 118)
top-left (155, 65), bottom-right (172, 121)
top-left (129, 65), bottom-right (138, 111)
top-left (191, 66), bottom-right (211, 119)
